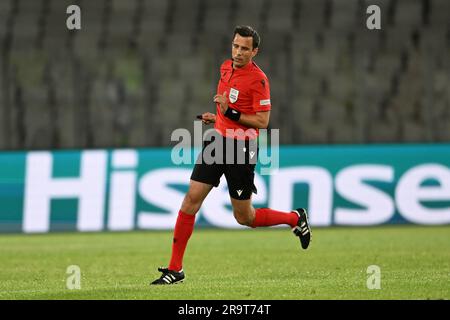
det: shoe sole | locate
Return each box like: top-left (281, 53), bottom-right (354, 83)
top-left (150, 280), bottom-right (184, 286)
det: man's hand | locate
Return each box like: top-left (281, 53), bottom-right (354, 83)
top-left (198, 112), bottom-right (216, 125)
top-left (213, 91), bottom-right (229, 114)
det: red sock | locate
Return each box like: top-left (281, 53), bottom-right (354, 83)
top-left (251, 208), bottom-right (298, 228)
top-left (168, 210), bottom-right (196, 271)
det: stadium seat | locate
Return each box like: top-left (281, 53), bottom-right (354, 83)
top-left (234, 0), bottom-right (265, 31)
top-left (266, 0), bottom-right (295, 32)
top-left (330, 0), bottom-right (358, 31)
top-left (298, 0), bottom-right (327, 31)
top-left (171, 0), bottom-right (201, 34)
top-left (430, 0), bottom-right (450, 24)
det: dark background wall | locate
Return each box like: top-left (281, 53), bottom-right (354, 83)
top-left (0, 0), bottom-right (449, 150)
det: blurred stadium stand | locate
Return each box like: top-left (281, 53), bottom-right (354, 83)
top-left (0, 0), bottom-right (449, 149)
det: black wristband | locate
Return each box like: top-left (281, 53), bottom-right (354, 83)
top-left (224, 107), bottom-right (241, 121)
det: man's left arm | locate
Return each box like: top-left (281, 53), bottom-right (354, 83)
top-left (238, 111), bottom-right (270, 129)
top-left (239, 76), bottom-right (271, 128)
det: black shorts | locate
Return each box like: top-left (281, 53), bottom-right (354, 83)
top-left (190, 132), bottom-right (258, 200)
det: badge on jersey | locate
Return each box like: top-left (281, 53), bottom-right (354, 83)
top-left (229, 88), bottom-right (239, 103)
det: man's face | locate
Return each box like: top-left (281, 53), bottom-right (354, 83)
top-left (231, 34), bottom-right (258, 68)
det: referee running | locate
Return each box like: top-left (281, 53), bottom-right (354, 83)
top-left (151, 26), bottom-right (311, 285)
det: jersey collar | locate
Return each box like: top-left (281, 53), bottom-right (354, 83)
top-left (229, 59), bottom-right (254, 72)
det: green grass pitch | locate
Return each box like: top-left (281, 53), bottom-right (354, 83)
top-left (0, 226), bottom-right (449, 300)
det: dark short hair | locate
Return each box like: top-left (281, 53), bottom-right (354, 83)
top-left (233, 25), bottom-right (260, 49)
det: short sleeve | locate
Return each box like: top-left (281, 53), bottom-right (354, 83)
top-left (252, 77), bottom-right (271, 112)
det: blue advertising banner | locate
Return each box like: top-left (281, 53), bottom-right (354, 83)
top-left (0, 144), bottom-right (449, 233)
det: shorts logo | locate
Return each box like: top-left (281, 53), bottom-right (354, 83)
top-left (236, 190), bottom-right (243, 196)
top-left (229, 88), bottom-right (239, 103)
top-left (260, 99), bottom-right (270, 106)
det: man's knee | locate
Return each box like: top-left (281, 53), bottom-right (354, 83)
top-left (184, 192), bottom-right (201, 206)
